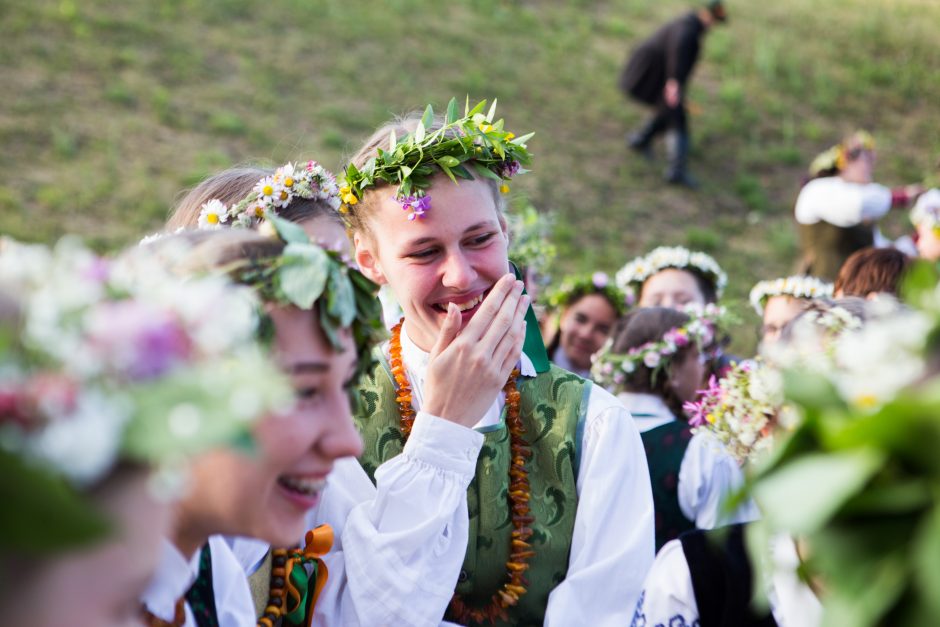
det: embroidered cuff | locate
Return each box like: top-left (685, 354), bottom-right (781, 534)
top-left (403, 411), bottom-right (484, 474)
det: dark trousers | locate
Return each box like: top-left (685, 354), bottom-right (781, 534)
top-left (631, 99), bottom-right (688, 146)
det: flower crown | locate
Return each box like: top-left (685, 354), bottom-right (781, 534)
top-left (615, 246), bottom-right (727, 301)
top-left (339, 97), bottom-right (533, 222)
top-left (197, 161), bottom-right (341, 230)
top-left (749, 275), bottom-right (833, 314)
top-left (546, 272), bottom-right (629, 316)
top-left (221, 213), bottom-right (385, 379)
top-left (0, 237), bottom-right (292, 551)
top-left (911, 188), bottom-right (940, 231)
top-left (591, 304), bottom-right (728, 394)
top-left (809, 130), bottom-right (875, 176)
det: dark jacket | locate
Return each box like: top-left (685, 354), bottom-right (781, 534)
top-left (620, 11), bottom-right (705, 105)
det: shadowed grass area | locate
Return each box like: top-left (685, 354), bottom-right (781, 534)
top-left (2, 0), bottom-right (938, 351)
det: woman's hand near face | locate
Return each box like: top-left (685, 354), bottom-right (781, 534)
top-left (423, 274), bottom-right (528, 428)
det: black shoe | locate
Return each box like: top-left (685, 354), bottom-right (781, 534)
top-left (627, 133), bottom-right (654, 160)
top-left (664, 169), bottom-right (699, 189)
top-left (664, 130), bottom-right (697, 188)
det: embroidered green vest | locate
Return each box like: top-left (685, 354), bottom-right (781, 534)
top-left (355, 357), bottom-right (589, 627)
top-left (639, 420), bottom-right (695, 552)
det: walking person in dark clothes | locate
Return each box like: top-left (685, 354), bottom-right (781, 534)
top-left (619, 1), bottom-right (728, 188)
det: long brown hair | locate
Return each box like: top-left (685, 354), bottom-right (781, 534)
top-left (610, 307), bottom-right (695, 418)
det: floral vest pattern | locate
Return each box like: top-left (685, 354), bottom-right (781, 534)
top-left (355, 356), bottom-right (589, 626)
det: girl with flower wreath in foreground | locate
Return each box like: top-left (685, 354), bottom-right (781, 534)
top-left (340, 98), bottom-right (654, 625)
top-left (542, 272), bottom-right (628, 379)
top-left (0, 237), bottom-right (287, 627)
top-left (592, 306), bottom-right (758, 553)
top-left (137, 223), bottom-right (380, 627)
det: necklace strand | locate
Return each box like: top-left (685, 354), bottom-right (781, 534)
top-left (390, 321), bottom-right (534, 624)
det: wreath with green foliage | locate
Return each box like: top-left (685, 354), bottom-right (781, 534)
top-left (226, 213), bottom-right (386, 381)
top-left (339, 97), bottom-right (533, 221)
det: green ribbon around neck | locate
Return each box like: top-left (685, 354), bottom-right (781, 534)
top-left (511, 262), bottom-right (550, 373)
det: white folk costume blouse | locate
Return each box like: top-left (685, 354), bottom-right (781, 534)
top-left (188, 321), bottom-right (653, 626)
top-left (141, 536), bottom-right (256, 626)
top-left (619, 392), bottom-right (759, 530)
top-left (389, 324), bottom-right (655, 626)
top-left (228, 407), bottom-right (486, 627)
top-left (632, 534), bottom-right (822, 627)
top-left (795, 176), bottom-right (893, 228)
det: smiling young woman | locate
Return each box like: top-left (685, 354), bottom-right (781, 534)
top-left (338, 99), bottom-right (654, 626)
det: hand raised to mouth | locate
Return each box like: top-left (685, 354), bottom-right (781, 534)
top-left (423, 273), bottom-right (529, 428)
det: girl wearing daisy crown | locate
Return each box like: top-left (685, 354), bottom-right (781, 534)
top-left (591, 307), bottom-right (758, 552)
top-left (616, 245), bottom-right (727, 309)
top-left (750, 275), bottom-right (832, 347)
top-left (163, 161), bottom-right (350, 255)
top-left (340, 98), bottom-right (653, 625)
top-left (140, 222), bottom-right (498, 627)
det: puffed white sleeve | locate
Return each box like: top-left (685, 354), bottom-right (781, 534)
top-left (629, 539), bottom-right (700, 627)
top-left (543, 385), bottom-right (656, 627)
top-left (794, 178), bottom-right (892, 226)
top-left (678, 431), bottom-right (760, 529)
top-left (311, 410), bottom-right (484, 627)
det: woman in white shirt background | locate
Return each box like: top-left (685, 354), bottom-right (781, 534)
top-left (795, 130), bottom-right (923, 280)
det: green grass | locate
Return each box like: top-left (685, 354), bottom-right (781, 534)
top-left (2, 0), bottom-right (939, 351)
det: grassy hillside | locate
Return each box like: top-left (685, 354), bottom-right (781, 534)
top-left (2, 0), bottom-right (939, 348)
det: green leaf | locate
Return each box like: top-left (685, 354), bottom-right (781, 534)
top-left (388, 129), bottom-right (397, 152)
top-left (437, 155), bottom-right (460, 168)
top-left (471, 162), bottom-right (502, 181)
top-left (452, 164), bottom-right (474, 180)
top-left (266, 212), bottom-right (310, 245)
top-left (420, 104), bottom-right (434, 129)
top-left (486, 98), bottom-right (498, 122)
top-left (914, 505), bottom-right (940, 618)
top-left (278, 243), bottom-right (329, 309)
top-left (511, 131), bottom-right (535, 146)
top-left (783, 369), bottom-right (846, 413)
top-left (414, 120), bottom-right (425, 143)
top-left (0, 451), bottom-right (110, 553)
top-left (753, 448), bottom-right (883, 533)
top-left (327, 265), bottom-right (356, 328)
top-left (467, 99), bottom-right (486, 117)
top-left (363, 157), bottom-right (376, 178)
top-left (439, 163), bottom-right (458, 184)
top-left (400, 165), bottom-right (412, 181)
top-left (445, 97), bottom-right (459, 124)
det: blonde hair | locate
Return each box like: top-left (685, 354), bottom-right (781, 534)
top-left (166, 165), bottom-right (344, 232)
top-left (344, 112), bottom-right (505, 237)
